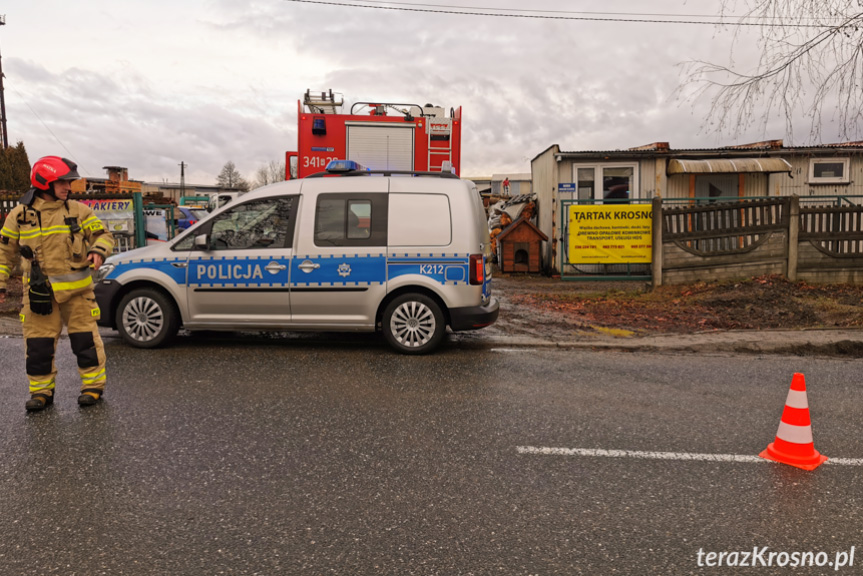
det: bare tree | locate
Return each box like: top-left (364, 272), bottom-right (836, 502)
top-left (216, 161), bottom-right (249, 191)
top-left (252, 166), bottom-right (269, 190)
top-left (683, 1), bottom-right (863, 142)
top-left (252, 160), bottom-right (286, 189)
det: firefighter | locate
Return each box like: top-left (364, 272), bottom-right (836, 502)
top-left (0, 156), bottom-right (114, 412)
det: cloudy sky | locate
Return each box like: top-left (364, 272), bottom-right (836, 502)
top-left (0, 0), bottom-right (821, 184)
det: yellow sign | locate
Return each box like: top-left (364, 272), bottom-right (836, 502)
top-left (568, 205), bottom-right (652, 264)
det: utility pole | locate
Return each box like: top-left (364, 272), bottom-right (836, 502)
top-left (0, 15), bottom-right (8, 149)
top-left (179, 161), bottom-right (186, 198)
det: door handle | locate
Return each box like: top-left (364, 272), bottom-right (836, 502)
top-left (171, 262), bottom-right (188, 268)
top-left (298, 260), bottom-right (320, 273)
top-left (265, 262), bottom-right (287, 273)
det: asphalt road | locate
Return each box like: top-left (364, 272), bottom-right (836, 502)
top-left (1, 332), bottom-right (862, 575)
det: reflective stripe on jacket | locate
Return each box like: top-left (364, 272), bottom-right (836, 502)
top-left (0, 197), bottom-right (114, 295)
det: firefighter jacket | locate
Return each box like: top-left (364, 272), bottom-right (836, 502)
top-left (0, 196), bottom-right (114, 301)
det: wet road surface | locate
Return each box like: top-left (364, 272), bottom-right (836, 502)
top-left (1, 332), bottom-right (862, 574)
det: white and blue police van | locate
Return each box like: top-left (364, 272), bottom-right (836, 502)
top-left (94, 161), bottom-right (498, 354)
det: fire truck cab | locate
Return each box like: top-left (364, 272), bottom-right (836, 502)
top-left (286, 89), bottom-right (462, 180)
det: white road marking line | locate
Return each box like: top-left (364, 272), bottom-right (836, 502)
top-left (827, 457), bottom-right (863, 466)
top-left (516, 446), bottom-right (863, 466)
top-left (490, 348), bottom-right (538, 353)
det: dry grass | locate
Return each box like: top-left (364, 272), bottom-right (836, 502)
top-left (500, 273), bottom-right (863, 334)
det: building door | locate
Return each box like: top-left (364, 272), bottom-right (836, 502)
top-left (694, 174), bottom-right (739, 201)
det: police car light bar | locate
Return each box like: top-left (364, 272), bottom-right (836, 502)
top-left (326, 160), bottom-right (367, 173)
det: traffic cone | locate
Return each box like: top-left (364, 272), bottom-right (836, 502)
top-left (759, 373), bottom-right (828, 471)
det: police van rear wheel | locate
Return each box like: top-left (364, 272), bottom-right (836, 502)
top-left (383, 294), bottom-right (445, 355)
top-left (117, 288), bottom-right (179, 348)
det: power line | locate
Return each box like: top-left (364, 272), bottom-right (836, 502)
top-left (282, 0), bottom-right (835, 27)
top-left (331, 0), bottom-right (775, 21)
top-left (10, 86), bottom-right (86, 175)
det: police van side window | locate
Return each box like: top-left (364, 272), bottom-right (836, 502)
top-left (314, 193), bottom-right (387, 247)
top-left (207, 197), bottom-right (294, 250)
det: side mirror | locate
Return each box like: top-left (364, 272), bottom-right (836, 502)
top-left (194, 234), bottom-right (209, 250)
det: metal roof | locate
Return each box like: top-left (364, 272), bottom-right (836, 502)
top-left (667, 158), bottom-right (793, 175)
top-left (556, 140), bottom-right (863, 157)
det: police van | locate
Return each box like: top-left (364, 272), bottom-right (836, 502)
top-left (94, 161), bottom-right (499, 354)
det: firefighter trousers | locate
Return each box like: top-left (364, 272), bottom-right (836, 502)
top-left (21, 289), bottom-right (107, 396)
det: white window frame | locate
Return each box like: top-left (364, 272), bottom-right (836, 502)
top-left (808, 157), bottom-right (850, 185)
top-left (570, 163), bottom-right (640, 201)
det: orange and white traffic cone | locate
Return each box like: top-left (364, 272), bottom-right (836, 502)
top-left (759, 373), bottom-right (828, 471)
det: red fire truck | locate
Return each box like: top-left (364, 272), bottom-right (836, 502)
top-left (285, 89), bottom-right (462, 179)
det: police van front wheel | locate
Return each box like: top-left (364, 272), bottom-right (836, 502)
top-left (117, 288), bottom-right (180, 348)
top-left (382, 294), bottom-right (445, 355)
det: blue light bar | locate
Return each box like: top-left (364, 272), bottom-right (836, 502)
top-left (326, 159), bottom-right (367, 172)
top-left (312, 117), bottom-right (326, 135)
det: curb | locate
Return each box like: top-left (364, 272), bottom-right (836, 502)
top-left (453, 328), bottom-right (863, 357)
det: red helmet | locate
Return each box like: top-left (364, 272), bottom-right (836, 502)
top-left (30, 156), bottom-right (80, 190)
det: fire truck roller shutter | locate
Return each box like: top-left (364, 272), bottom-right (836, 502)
top-left (346, 125), bottom-right (415, 172)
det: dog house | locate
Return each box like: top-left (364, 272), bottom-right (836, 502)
top-left (496, 216), bottom-right (548, 273)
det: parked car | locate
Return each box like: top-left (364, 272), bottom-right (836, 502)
top-left (208, 192), bottom-right (242, 212)
top-left (94, 160), bottom-right (498, 354)
top-left (176, 207), bottom-right (208, 231)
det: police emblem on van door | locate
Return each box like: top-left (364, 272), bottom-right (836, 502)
top-left (338, 263), bottom-right (352, 278)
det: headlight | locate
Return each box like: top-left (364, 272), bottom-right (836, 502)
top-left (94, 262), bottom-right (116, 283)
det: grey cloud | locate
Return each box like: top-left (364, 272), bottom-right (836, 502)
top-left (9, 0), bottom-right (843, 184)
top-left (8, 59), bottom-right (288, 183)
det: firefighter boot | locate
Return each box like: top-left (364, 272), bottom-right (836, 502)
top-left (77, 389), bottom-right (103, 407)
top-left (25, 392), bottom-right (54, 412)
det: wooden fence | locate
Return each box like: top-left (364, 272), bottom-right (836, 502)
top-left (653, 196), bottom-right (863, 285)
top-left (799, 205), bottom-right (863, 255)
top-left (662, 198), bottom-right (788, 255)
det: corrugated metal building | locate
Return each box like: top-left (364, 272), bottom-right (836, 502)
top-left (531, 140), bottom-right (863, 273)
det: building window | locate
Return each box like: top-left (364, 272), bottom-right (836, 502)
top-left (602, 166), bottom-right (634, 203)
top-left (808, 158), bottom-right (850, 184)
top-left (577, 168), bottom-right (595, 200)
top-left (570, 164), bottom-right (638, 203)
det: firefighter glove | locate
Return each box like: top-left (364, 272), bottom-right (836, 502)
top-left (28, 281), bottom-right (53, 315)
top-left (19, 245), bottom-right (53, 315)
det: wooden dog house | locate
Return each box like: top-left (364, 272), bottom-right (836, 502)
top-left (496, 217), bottom-right (547, 273)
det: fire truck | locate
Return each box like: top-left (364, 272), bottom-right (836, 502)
top-left (286, 89), bottom-right (462, 179)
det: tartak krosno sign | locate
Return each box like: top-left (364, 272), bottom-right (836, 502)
top-left (567, 205), bottom-right (652, 264)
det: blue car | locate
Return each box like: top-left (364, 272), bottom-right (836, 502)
top-left (176, 207), bottom-right (208, 231)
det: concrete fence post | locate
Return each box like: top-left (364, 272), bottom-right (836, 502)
top-left (651, 196), bottom-right (663, 287)
top-left (787, 195), bottom-right (799, 281)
